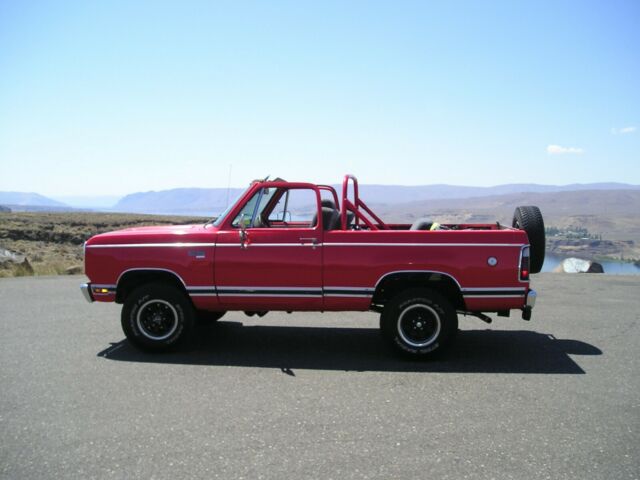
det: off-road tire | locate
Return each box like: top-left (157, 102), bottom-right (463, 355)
top-left (380, 288), bottom-right (458, 359)
top-left (512, 206), bottom-right (545, 273)
top-left (121, 283), bottom-right (195, 352)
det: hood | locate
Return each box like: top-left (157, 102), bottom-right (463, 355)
top-left (86, 224), bottom-right (218, 246)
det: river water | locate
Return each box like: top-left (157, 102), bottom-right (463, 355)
top-left (542, 253), bottom-right (640, 275)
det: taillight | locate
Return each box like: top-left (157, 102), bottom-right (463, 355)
top-left (520, 246), bottom-right (530, 281)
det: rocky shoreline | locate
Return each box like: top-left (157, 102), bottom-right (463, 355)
top-left (546, 238), bottom-right (639, 263)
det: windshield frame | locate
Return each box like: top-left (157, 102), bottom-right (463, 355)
top-left (209, 189), bottom-right (248, 227)
top-left (212, 180), bottom-right (322, 230)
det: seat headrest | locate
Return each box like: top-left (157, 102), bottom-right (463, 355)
top-left (321, 207), bottom-right (340, 231)
top-left (321, 199), bottom-right (336, 209)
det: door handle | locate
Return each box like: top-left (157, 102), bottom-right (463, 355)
top-left (239, 229), bottom-right (248, 249)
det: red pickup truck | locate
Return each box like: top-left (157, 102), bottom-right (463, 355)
top-left (81, 175), bottom-right (543, 358)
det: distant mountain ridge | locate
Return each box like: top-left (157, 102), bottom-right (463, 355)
top-left (352, 182), bottom-right (640, 205)
top-left (113, 187), bottom-right (246, 216)
top-left (378, 189), bottom-right (640, 219)
top-left (0, 191), bottom-right (68, 208)
top-left (376, 189), bottom-right (640, 246)
top-left (3, 182), bottom-right (640, 215)
top-left (112, 182), bottom-right (640, 215)
top-left (52, 195), bottom-right (123, 209)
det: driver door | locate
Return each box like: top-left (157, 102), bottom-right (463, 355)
top-left (214, 186), bottom-right (323, 310)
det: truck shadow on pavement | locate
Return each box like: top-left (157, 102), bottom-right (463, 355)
top-left (98, 321), bottom-right (602, 374)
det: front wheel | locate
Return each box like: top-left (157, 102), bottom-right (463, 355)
top-left (380, 289), bottom-right (458, 359)
top-left (121, 283), bottom-right (195, 352)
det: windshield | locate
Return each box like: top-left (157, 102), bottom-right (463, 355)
top-left (210, 189), bottom-right (247, 227)
top-left (231, 187), bottom-right (277, 227)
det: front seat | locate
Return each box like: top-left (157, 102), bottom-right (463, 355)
top-left (312, 207), bottom-right (340, 231)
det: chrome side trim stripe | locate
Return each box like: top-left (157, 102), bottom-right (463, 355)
top-left (463, 294), bottom-right (526, 299)
top-left (218, 293), bottom-right (322, 298)
top-left (87, 243), bottom-right (216, 249)
top-left (324, 286), bottom-right (376, 292)
top-left (217, 286), bottom-right (323, 297)
top-left (461, 287), bottom-right (526, 298)
top-left (97, 278), bottom-right (525, 300)
top-left (462, 287), bottom-right (526, 292)
top-left (323, 293), bottom-right (373, 298)
top-left (188, 285), bottom-right (376, 298)
top-left (218, 286), bottom-right (323, 292)
top-left (216, 243), bottom-right (321, 248)
top-left (186, 286), bottom-right (217, 297)
top-left (90, 242), bottom-right (523, 249)
top-left (323, 287), bottom-right (375, 297)
top-left (324, 243), bottom-right (522, 247)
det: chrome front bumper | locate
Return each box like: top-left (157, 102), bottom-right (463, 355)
top-left (80, 283), bottom-right (94, 303)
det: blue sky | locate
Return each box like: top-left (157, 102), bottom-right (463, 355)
top-left (0, 0), bottom-right (638, 197)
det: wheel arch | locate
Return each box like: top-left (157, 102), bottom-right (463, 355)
top-left (372, 270), bottom-right (465, 310)
top-left (116, 268), bottom-right (189, 304)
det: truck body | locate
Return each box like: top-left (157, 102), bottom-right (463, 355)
top-left (82, 175), bottom-right (541, 358)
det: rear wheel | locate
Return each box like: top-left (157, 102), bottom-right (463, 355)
top-left (121, 283), bottom-right (195, 352)
top-left (380, 289), bottom-right (458, 359)
top-left (513, 206), bottom-right (545, 273)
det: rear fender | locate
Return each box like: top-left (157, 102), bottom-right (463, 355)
top-left (372, 271), bottom-right (465, 310)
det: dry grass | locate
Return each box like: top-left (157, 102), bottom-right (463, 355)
top-left (0, 212), bottom-right (207, 278)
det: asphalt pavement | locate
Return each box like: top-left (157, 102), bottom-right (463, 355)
top-left (0, 274), bottom-right (638, 479)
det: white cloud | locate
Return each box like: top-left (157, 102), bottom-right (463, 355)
top-left (546, 144), bottom-right (584, 155)
top-left (611, 126), bottom-right (636, 135)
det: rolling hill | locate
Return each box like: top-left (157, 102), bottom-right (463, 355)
top-left (377, 189), bottom-right (640, 244)
top-left (0, 192), bottom-right (69, 208)
top-left (113, 188), bottom-right (246, 216)
top-left (112, 182), bottom-right (640, 216)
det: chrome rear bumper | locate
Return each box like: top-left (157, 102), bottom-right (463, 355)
top-left (522, 289), bottom-right (536, 320)
top-left (526, 289), bottom-right (537, 308)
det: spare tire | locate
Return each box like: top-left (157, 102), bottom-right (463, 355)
top-left (512, 206), bottom-right (545, 274)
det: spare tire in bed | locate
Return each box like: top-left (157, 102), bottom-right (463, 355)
top-left (512, 206), bottom-right (545, 274)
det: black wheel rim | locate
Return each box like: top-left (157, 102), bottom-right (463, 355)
top-left (397, 304), bottom-right (441, 348)
top-left (136, 299), bottom-right (179, 341)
